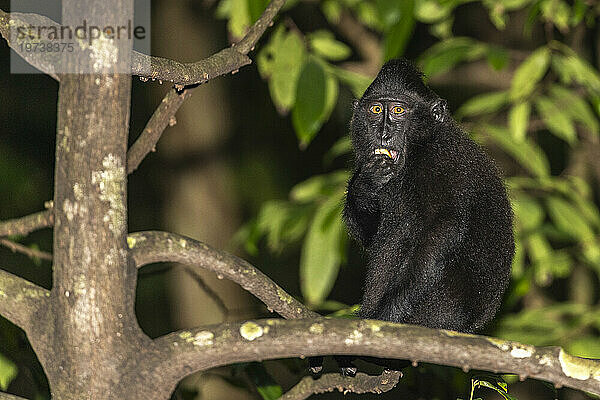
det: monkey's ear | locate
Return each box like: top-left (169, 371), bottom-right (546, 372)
top-left (431, 98), bottom-right (448, 122)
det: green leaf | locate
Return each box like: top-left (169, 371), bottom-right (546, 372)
top-left (322, 0), bottom-right (342, 24)
top-left (376, 0), bottom-right (404, 28)
top-left (546, 196), bottom-right (594, 241)
top-left (228, 0), bottom-right (251, 38)
top-left (512, 194), bottom-right (544, 231)
top-left (300, 192), bottom-right (346, 306)
top-left (535, 97), bottom-right (577, 144)
top-left (486, 46), bottom-right (509, 70)
top-left (0, 353), bottom-right (17, 391)
top-left (508, 101), bottom-right (530, 141)
top-left (456, 91), bottom-right (509, 119)
top-left (419, 37), bottom-right (488, 78)
top-left (256, 201), bottom-right (311, 251)
top-left (324, 136), bottom-right (352, 165)
top-left (382, 0), bottom-right (415, 60)
top-left (540, 0), bottom-right (570, 32)
top-left (256, 24), bottom-right (286, 79)
top-left (332, 67), bottom-right (372, 98)
top-left (483, 125), bottom-right (550, 177)
top-left (292, 60), bottom-right (327, 145)
top-left (248, 0), bottom-right (270, 23)
top-left (308, 31), bottom-right (351, 61)
top-left (290, 170), bottom-right (350, 203)
top-left (415, 0), bottom-right (452, 23)
top-left (548, 85), bottom-right (599, 135)
top-left (292, 59), bottom-right (339, 147)
top-left (566, 337), bottom-right (600, 359)
top-left (244, 362), bottom-right (283, 400)
top-left (269, 32), bottom-right (306, 111)
top-left (510, 47), bottom-right (550, 100)
top-left (551, 54), bottom-right (600, 97)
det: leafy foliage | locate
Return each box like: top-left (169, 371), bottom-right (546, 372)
top-left (219, 0), bottom-right (600, 396)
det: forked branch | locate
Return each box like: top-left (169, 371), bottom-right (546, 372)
top-left (0, 268), bottom-right (50, 330)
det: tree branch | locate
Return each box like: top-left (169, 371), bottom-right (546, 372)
top-left (0, 268), bottom-right (50, 329)
top-left (1, 0), bottom-right (286, 85)
top-left (0, 238), bottom-right (53, 261)
top-left (0, 392), bottom-right (31, 400)
top-left (126, 88), bottom-right (192, 174)
top-left (128, 231), bottom-right (318, 320)
top-left (138, 318), bottom-right (600, 398)
top-left (0, 208), bottom-right (54, 238)
top-left (279, 370), bottom-right (402, 400)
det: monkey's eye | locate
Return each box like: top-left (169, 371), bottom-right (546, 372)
top-left (391, 105), bottom-right (405, 114)
top-left (369, 104), bottom-right (383, 114)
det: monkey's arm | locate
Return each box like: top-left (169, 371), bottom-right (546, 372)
top-left (344, 156), bottom-right (397, 246)
top-left (343, 172), bottom-right (380, 246)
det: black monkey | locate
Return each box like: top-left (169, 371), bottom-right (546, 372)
top-left (345, 59), bottom-right (514, 334)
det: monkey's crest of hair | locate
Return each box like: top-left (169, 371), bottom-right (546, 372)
top-left (362, 59), bottom-right (436, 102)
top-left (344, 58), bottom-right (514, 335)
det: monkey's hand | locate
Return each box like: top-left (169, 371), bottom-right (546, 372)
top-left (358, 154), bottom-right (398, 191)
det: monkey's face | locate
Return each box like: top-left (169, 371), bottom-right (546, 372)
top-left (350, 95), bottom-right (416, 169)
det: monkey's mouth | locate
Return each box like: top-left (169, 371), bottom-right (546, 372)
top-left (374, 148), bottom-right (400, 162)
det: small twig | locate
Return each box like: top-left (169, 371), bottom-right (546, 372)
top-left (126, 88), bottom-right (192, 174)
top-left (184, 268), bottom-right (229, 319)
top-left (279, 370), bottom-right (402, 400)
top-left (0, 238), bottom-right (52, 261)
top-left (0, 208), bottom-right (54, 238)
top-left (131, 0), bottom-right (286, 84)
top-left (128, 231), bottom-right (319, 320)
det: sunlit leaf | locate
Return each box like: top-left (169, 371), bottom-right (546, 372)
top-left (535, 97), bottom-right (577, 144)
top-left (308, 30), bottom-right (351, 61)
top-left (321, 0), bottom-right (342, 24)
top-left (540, 0), bottom-right (570, 32)
top-left (332, 67), bottom-right (373, 98)
top-left (290, 170), bottom-right (350, 203)
top-left (510, 47), bottom-right (550, 100)
top-left (456, 91), bottom-right (509, 119)
top-left (228, 0), bottom-right (251, 38)
top-left (512, 194), bottom-right (544, 231)
top-left (546, 196), bottom-right (595, 241)
top-left (300, 192), bottom-right (346, 306)
top-left (508, 101), bottom-right (530, 141)
top-left (483, 125), bottom-right (550, 177)
top-left (269, 31), bottom-right (306, 111)
top-left (548, 85), bottom-right (599, 135)
top-left (415, 0), bottom-right (452, 23)
top-left (567, 337), bottom-right (600, 359)
top-left (419, 37), bottom-right (488, 78)
top-left (0, 353), bottom-right (17, 391)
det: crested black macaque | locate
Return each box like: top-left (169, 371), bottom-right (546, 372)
top-left (312, 59), bottom-right (514, 376)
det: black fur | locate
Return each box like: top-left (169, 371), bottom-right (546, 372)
top-left (345, 59), bottom-right (514, 333)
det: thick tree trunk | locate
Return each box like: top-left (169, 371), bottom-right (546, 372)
top-left (27, 1), bottom-right (152, 398)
